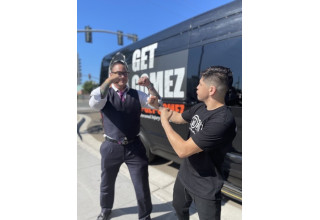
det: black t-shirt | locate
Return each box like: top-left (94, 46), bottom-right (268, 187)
top-left (179, 103), bottom-right (236, 200)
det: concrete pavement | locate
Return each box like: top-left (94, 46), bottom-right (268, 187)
top-left (77, 111), bottom-right (242, 220)
top-left (78, 140), bottom-right (177, 220)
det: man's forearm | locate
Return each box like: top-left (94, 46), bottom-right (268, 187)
top-left (147, 83), bottom-right (161, 99)
top-left (100, 78), bottom-right (113, 98)
top-left (157, 108), bottom-right (186, 124)
top-left (169, 111), bottom-right (184, 124)
top-left (161, 120), bottom-right (186, 157)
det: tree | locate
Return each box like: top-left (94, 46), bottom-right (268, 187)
top-left (82, 80), bottom-right (99, 94)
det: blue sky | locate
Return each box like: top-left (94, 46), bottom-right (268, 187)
top-left (77, 0), bottom-right (234, 83)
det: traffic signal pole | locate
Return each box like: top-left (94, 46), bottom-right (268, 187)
top-left (77, 27), bottom-right (138, 45)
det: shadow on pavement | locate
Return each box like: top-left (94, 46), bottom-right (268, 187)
top-left (78, 125), bottom-right (103, 136)
top-left (149, 157), bottom-right (180, 169)
top-left (77, 117), bottom-right (86, 140)
top-left (109, 202), bottom-right (175, 219)
top-left (152, 212), bottom-right (176, 220)
top-left (86, 124), bottom-right (103, 134)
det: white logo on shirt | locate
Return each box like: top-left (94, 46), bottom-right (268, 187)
top-left (190, 115), bottom-right (203, 134)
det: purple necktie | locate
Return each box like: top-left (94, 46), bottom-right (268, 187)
top-left (118, 90), bottom-right (125, 102)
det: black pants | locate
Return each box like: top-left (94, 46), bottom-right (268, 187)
top-left (99, 139), bottom-right (152, 220)
top-left (172, 177), bottom-right (221, 220)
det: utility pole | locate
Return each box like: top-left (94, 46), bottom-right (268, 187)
top-left (78, 27), bottom-right (138, 45)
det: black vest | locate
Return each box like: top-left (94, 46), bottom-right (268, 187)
top-left (101, 88), bottom-right (141, 140)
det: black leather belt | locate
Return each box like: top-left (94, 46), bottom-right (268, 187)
top-left (105, 136), bottom-right (138, 145)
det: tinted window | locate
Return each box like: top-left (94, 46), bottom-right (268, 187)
top-left (201, 37), bottom-right (242, 106)
top-left (186, 46), bottom-right (202, 103)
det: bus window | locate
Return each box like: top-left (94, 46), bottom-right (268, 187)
top-left (201, 37), bottom-right (242, 106)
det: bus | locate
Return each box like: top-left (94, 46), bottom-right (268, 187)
top-left (99, 0), bottom-right (242, 202)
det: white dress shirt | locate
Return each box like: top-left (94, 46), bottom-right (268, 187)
top-left (89, 84), bottom-right (152, 110)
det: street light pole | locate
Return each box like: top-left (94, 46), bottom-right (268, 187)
top-left (77, 28), bottom-right (138, 45)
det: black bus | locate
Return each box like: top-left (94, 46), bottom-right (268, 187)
top-left (99, 0), bottom-right (242, 202)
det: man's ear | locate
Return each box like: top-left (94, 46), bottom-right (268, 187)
top-left (209, 85), bottom-right (216, 96)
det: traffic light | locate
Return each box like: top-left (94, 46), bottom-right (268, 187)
top-left (132, 34), bottom-right (138, 42)
top-left (117, 31), bottom-right (123, 45)
top-left (85, 26), bottom-right (92, 43)
top-left (88, 73), bottom-right (91, 80)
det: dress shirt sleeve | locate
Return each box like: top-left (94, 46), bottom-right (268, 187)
top-left (89, 87), bottom-right (108, 110)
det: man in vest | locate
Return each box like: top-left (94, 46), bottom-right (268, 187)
top-left (89, 53), bottom-right (160, 220)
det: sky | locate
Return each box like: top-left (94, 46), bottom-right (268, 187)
top-left (77, 0), bottom-right (234, 83)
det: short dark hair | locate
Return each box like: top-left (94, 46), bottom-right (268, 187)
top-left (201, 66), bottom-right (233, 95)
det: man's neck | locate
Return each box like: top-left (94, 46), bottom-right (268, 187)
top-left (204, 98), bottom-right (225, 111)
top-left (112, 84), bottom-right (127, 92)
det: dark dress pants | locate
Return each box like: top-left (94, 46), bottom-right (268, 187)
top-left (100, 139), bottom-right (152, 219)
top-left (172, 177), bottom-right (221, 220)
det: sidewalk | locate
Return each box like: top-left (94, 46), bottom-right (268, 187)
top-left (77, 112), bottom-right (241, 220)
top-left (77, 113), bottom-right (194, 220)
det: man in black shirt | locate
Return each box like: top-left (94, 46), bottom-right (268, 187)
top-left (149, 66), bottom-right (236, 220)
